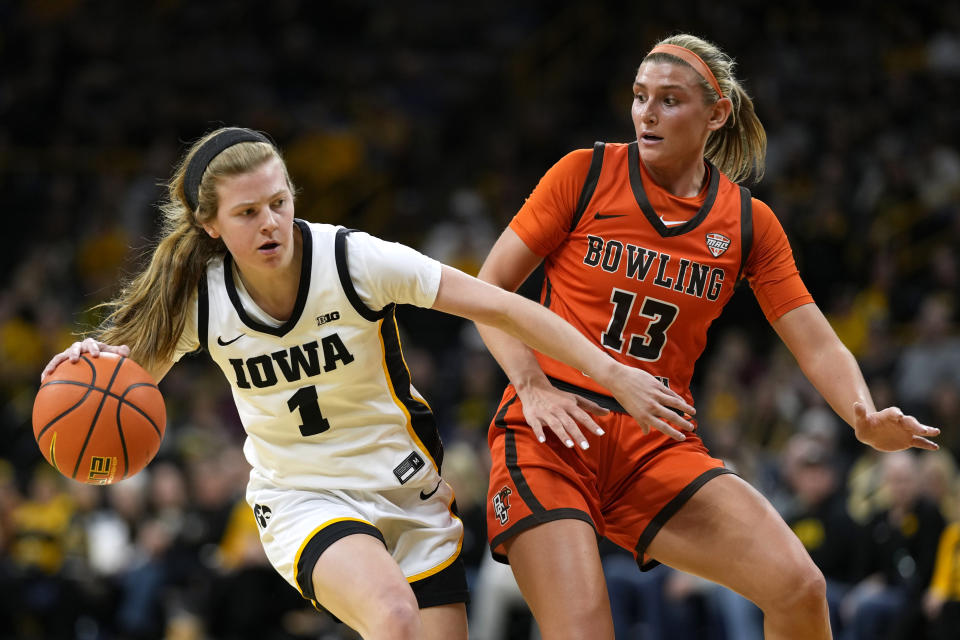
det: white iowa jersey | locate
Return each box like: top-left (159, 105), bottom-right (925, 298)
top-left (175, 220), bottom-right (445, 492)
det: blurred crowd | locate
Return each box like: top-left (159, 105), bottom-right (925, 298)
top-left (0, 1), bottom-right (958, 639)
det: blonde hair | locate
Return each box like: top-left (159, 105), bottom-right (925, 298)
top-left (645, 34), bottom-right (767, 183)
top-left (97, 128), bottom-right (290, 372)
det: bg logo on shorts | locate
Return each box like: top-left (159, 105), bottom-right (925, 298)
top-left (493, 487), bottom-right (512, 525)
top-left (253, 504), bottom-right (272, 528)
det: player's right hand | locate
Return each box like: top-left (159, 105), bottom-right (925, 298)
top-left (515, 378), bottom-right (610, 450)
top-left (41, 338), bottom-right (130, 383)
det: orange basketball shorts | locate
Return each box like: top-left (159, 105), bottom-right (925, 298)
top-left (486, 386), bottom-right (732, 568)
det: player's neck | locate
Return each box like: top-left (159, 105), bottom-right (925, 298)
top-left (641, 155), bottom-right (708, 198)
top-left (235, 229), bottom-right (303, 321)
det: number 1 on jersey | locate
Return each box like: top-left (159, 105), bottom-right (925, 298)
top-left (287, 386), bottom-right (330, 436)
top-left (601, 290), bottom-right (678, 361)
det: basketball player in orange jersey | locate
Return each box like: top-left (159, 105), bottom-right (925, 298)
top-left (475, 34), bottom-right (941, 640)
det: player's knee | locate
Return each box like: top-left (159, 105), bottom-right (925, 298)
top-left (760, 557), bottom-right (826, 616)
top-left (361, 589), bottom-right (421, 640)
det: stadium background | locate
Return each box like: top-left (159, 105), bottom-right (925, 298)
top-left (0, 1), bottom-right (958, 638)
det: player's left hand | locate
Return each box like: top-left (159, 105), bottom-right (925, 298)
top-left (852, 402), bottom-right (939, 452)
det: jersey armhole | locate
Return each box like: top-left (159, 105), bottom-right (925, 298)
top-left (335, 227), bottom-right (392, 322)
top-left (196, 271), bottom-right (209, 353)
top-left (735, 187), bottom-right (754, 285)
top-left (569, 141), bottom-right (606, 232)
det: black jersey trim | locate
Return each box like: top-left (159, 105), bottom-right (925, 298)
top-left (295, 520), bottom-right (385, 606)
top-left (570, 141), bottom-right (606, 232)
top-left (223, 218), bottom-right (313, 337)
top-left (627, 141), bottom-right (719, 238)
top-left (334, 227), bottom-right (389, 322)
top-left (501, 403), bottom-right (545, 513)
top-left (545, 376), bottom-right (686, 419)
top-left (489, 508), bottom-right (595, 564)
top-left (197, 271), bottom-right (209, 353)
top-left (736, 186), bottom-right (754, 284)
top-left (634, 466), bottom-right (734, 570)
top-left (410, 555), bottom-right (470, 608)
top-left (546, 376), bottom-right (626, 413)
top-left (380, 307), bottom-right (444, 470)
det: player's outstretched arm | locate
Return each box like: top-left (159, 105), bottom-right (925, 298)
top-left (41, 337), bottom-right (173, 384)
top-left (431, 264), bottom-right (696, 443)
top-left (772, 303), bottom-right (940, 452)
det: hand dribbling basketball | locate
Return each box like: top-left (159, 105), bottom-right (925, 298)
top-left (34, 340), bottom-right (165, 484)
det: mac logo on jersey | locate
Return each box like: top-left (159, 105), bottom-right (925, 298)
top-left (705, 232), bottom-right (731, 258)
top-left (316, 311), bottom-right (340, 326)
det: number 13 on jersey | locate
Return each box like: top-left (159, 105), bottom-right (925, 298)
top-left (601, 290), bottom-right (678, 361)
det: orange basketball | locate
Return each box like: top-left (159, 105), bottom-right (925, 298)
top-left (33, 352), bottom-right (166, 485)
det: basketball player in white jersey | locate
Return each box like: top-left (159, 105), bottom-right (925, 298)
top-left (41, 128), bottom-right (697, 640)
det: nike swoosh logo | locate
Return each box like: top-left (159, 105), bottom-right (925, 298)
top-left (217, 334), bottom-right (245, 346)
top-left (593, 212), bottom-right (629, 220)
top-left (419, 480), bottom-right (442, 500)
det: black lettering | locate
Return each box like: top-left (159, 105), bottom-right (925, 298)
top-left (626, 246), bottom-right (657, 280)
top-left (230, 358), bottom-right (251, 389)
top-left (673, 259), bottom-right (690, 292)
top-left (272, 342), bottom-right (323, 382)
top-left (321, 334), bottom-right (355, 372)
top-left (685, 263), bottom-right (709, 298)
top-left (601, 241), bottom-right (623, 273)
top-left (707, 268), bottom-right (725, 301)
top-left (583, 235), bottom-right (603, 267)
top-left (247, 355), bottom-right (278, 388)
top-left (652, 253), bottom-right (674, 288)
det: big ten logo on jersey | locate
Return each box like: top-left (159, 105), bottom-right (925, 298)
top-left (253, 504), bottom-right (272, 528)
top-left (492, 486), bottom-right (513, 525)
top-left (228, 334), bottom-right (355, 389)
top-left (316, 310), bottom-right (340, 326)
top-left (582, 235), bottom-right (726, 301)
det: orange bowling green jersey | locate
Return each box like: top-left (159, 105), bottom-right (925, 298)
top-left (510, 141), bottom-right (813, 404)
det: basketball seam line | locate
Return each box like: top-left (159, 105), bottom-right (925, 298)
top-left (71, 355), bottom-right (126, 480)
top-left (35, 357), bottom-right (97, 442)
top-left (42, 380), bottom-right (163, 437)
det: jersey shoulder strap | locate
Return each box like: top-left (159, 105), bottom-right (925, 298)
top-left (736, 186), bottom-right (754, 284)
top-left (569, 141), bottom-right (606, 232)
top-left (335, 227), bottom-right (392, 321)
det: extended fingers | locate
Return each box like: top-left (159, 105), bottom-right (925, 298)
top-left (903, 415), bottom-right (940, 439)
top-left (911, 436), bottom-right (939, 451)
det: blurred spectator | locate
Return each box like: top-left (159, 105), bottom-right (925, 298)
top-left (894, 293), bottom-right (960, 420)
top-left (780, 434), bottom-right (861, 634)
top-left (842, 451), bottom-right (946, 640)
top-left (924, 519), bottom-right (960, 640)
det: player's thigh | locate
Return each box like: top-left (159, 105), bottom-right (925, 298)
top-left (419, 603), bottom-right (468, 640)
top-left (646, 473), bottom-right (819, 604)
top-left (312, 533), bottom-right (420, 633)
top-left (505, 518), bottom-right (614, 639)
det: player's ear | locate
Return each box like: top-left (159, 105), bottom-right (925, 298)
top-left (201, 220), bottom-right (220, 239)
top-left (707, 97), bottom-right (732, 131)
